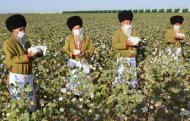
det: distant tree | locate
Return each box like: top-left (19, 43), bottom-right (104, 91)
top-left (145, 9), bottom-right (150, 13)
top-left (174, 9), bottom-right (180, 13)
top-left (117, 10), bottom-right (122, 13)
top-left (133, 9), bottom-right (138, 13)
top-left (166, 9), bottom-right (172, 13)
top-left (139, 9), bottom-right (144, 13)
top-left (107, 10), bottom-right (112, 13)
top-left (159, 9), bottom-right (164, 13)
top-left (151, 9), bottom-right (157, 13)
top-left (112, 10), bottom-right (117, 13)
top-left (182, 8), bottom-right (188, 13)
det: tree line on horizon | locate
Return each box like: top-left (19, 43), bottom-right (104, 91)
top-left (62, 8), bottom-right (189, 14)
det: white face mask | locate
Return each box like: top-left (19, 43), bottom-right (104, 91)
top-left (73, 28), bottom-right (82, 36)
top-left (17, 31), bottom-right (25, 39)
top-left (123, 24), bottom-right (132, 30)
top-left (174, 25), bottom-right (180, 30)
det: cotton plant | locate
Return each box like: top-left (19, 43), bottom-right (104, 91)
top-left (140, 43), bottom-right (190, 119)
top-left (66, 66), bottom-right (94, 97)
top-left (108, 57), bottom-right (145, 119)
top-left (67, 59), bottom-right (91, 74)
top-left (1, 13), bottom-right (190, 120)
top-left (143, 44), bottom-right (188, 82)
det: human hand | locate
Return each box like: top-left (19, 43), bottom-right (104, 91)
top-left (78, 51), bottom-right (84, 57)
top-left (73, 49), bottom-right (81, 55)
top-left (27, 51), bottom-right (36, 57)
top-left (126, 40), bottom-right (135, 47)
top-left (175, 33), bottom-right (185, 40)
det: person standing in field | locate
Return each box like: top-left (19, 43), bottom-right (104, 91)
top-left (64, 16), bottom-right (94, 73)
top-left (63, 16), bottom-right (94, 95)
top-left (112, 10), bottom-right (141, 88)
top-left (165, 15), bottom-right (187, 55)
top-left (3, 14), bottom-right (42, 111)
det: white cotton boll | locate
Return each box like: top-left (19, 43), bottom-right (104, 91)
top-left (128, 37), bottom-right (141, 45)
top-left (60, 88), bottom-right (66, 93)
top-left (150, 105), bottom-right (154, 109)
top-left (166, 48), bottom-right (172, 55)
top-left (60, 108), bottom-right (64, 112)
top-left (92, 67), bottom-right (96, 70)
top-left (28, 47), bottom-right (39, 55)
top-left (1, 55), bottom-right (5, 59)
top-left (141, 106), bottom-right (148, 113)
top-left (102, 44), bottom-right (106, 49)
top-left (90, 92), bottom-right (94, 99)
top-left (58, 97), bottom-right (64, 101)
top-left (171, 54), bottom-right (175, 58)
top-left (159, 51), bottom-right (164, 57)
top-left (53, 99), bottom-right (56, 103)
top-left (99, 67), bottom-right (103, 71)
top-left (89, 65), bottom-right (93, 69)
top-left (89, 103), bottom-right (94, 107)
top-left (6, 103), bottom-right (10, 108)
top-left (71, 69), bottom-right (77, 75)
top-left (94, 114), bottom-right (100, 120)
top-left (79, 98), bottom-right (84, 102)
top-left (73, 49), bottom-right (81, 55)
top-left (78, 104), bottom-right (83, 109)
top-left (88, 109), bottom-right (93, 113)
top-left (28, 46), bottom-right (47, 56)
top-left (71, 98), bottom-right (77, 103)
top-left (41, 46), bottom-right (47, 55)
top-left (152, 51), bottom-right (156, 55)
top-left (173, 56), bottom-right (178, 61)
top-left (67, 91), bottom-right (71, 95)
top-left (6, 113), bottom-right (10, 117)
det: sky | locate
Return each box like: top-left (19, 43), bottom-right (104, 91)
top-left (0, 0), bottom-right (190, 13)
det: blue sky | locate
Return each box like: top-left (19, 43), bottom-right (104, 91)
top-left (0, 0), bottom-right (190, 13)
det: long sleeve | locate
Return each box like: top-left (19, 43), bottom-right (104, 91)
top-left (181, 30), bottom-right (187, 44)
top-left (3, 37), bottom-right (33, 74)
top-left (3, 41), bottom-right (29, 68)
top-left (111, 29), bottom-right (138, 58)
top-left (165, 29), bottom-right (175, 44)
top-left (84, 36), bottom-right (94, 57)
top-left (63, 37), bottom-right (71, 55)
top-left (112, 31), bottom-right (126, 50)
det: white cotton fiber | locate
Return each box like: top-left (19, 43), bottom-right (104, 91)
top-left (128, 37), bottom-right (141, 45)
top-left (28, 46), bottom-right (47, 56)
